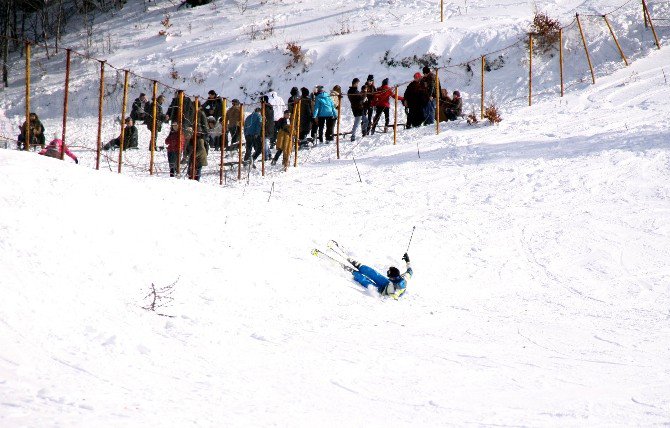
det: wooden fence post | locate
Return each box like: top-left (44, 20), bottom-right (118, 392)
top-left (288, 101), bottom-right (297, 170)
top-left (24, 41), bottom-right (30, 151)
top-left (238, 104), bottom-right (243, 180)
top-left (559, 28), bottom-right (564, 97)
top-left (643, 0), bottom-right (649, 28)
top-left (603, 15), bottom-right (628, 66)
top-left (96, 61), bottom-right (105, 170)
top-left (261, 101), bottom-right (266, 176)
top-left (576, 14), bottom-right (596, 84)
top-left (529, 33), bottom-right (533, 106)
top-left (642, 0), bottom-right (661, 49)
top-left (294, 101), bottom-right (301, 168)
top-left (220, 98), bottom-right (227, 185)
top-left (435, 68), bottom-right (440, 134)
top-left (440, 0), bottom-right (444, 23)
top-left (149, 80), bottom-right (158, 175)
top-left (60, 48), bottom-right (71, 160)
top-left (191, 96), bottom-right (199, 180)
top-left (336, 94), bottom-right (342, 158)
top-left (176, 90), bottom-right (184, 176)
top-left (481, 56), bottom-right (485, 118)
top-left (117, 69), bottom-right (129, 173)
top-left (393, 86), bottom-right (398, 145)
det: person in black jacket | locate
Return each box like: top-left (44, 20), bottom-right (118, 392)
top-left (298, 87), bottom-right (313, 145)
top-left (145, 95), bottom-right (169, 134)
top-left (347, 78), bottom-right (367, 142)
top-left (202, 90), bottom-right (222, 120)
top-left (420, 66), bottom-right (438, 125)
top-left (261, 95), bottom-right (275, 159)
top-left (130, 93), bottom-right (149, 123)
top-left (403, 72), bottom-right (429, 129)
top-left (445, 90), bottom-right (463, 121)
top-left (167, 91), bottom-right (194, 128)
top-left (103, 117), bottom-right (138, 150)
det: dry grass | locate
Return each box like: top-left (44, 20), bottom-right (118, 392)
top-left (467, 107), bottom-right (479, 125)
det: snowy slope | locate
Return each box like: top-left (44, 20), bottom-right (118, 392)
top-left (2, 0), bottom-right (670, 426)
top-left (2, 41), bottom-right (670, 427)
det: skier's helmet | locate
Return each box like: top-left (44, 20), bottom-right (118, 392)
top-left (387, 266), bottom-right (400, 279)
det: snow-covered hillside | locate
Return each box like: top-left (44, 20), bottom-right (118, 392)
top-left (1, 0), bottom-right (670, 426)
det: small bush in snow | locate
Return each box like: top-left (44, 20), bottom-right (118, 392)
top-left (529, 11), bottom-right (561, 54)
top-left (467, 107), bottom-right (479, 125)
top-left (285, 42), bottom-right (306, 70)
top-left (483, 104), bottom-right (502, 125)
top-left (330, 18), bottom-right (353, 36)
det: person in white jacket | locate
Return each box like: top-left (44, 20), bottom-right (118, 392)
top-left (265, 91), bottom-right (286, 122)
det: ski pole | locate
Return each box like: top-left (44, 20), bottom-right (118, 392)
top-left (406, 226), bottom-right (416, 253)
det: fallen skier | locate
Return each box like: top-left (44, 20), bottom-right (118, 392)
top-left (348, 252), bottom-right (412, 300)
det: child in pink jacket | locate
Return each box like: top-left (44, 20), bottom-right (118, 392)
top-left (39, 137), bottom-right (78, 163)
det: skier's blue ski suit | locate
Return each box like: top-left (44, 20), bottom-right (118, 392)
top-left (352, 262), bottom-right (412, 299)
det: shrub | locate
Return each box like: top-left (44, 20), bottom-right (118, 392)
top-left (285, 42), bottom-right (306, 69)
top-left (529, 11), bottom-right (561, 54)
top-left (483, 104), bottom-right (502, 125)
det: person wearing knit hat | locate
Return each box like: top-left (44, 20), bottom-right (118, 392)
top-left (370, 78), bottom-right (404, 135)
top-left (361, 76), bottom-right (376, 135)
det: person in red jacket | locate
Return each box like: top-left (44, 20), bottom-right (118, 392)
top-left (165, 122), bottom-right (185, 177)
top-left (370, 78), bottom-right (403, 135)
top-left (39, 136), bottom-right (78, 163)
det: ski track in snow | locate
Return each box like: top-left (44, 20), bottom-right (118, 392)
top-left (1, 0), bottom-right (670, 426)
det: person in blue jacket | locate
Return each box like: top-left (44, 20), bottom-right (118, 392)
top-left (312, 85), bottom-right (338, 144)
top-left (348, 253), bottom-right (412, 300)
top-left (243, 107), bottom-right (263, 165)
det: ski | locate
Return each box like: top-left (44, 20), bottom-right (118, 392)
top-left (312, 248), bottom-right (357, 272)
top-left (327, 240), bottom-right (351, 261)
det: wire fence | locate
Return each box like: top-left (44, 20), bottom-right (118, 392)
top-left (1, 0), bottom-right (666, 186)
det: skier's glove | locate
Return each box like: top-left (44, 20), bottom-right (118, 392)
top-left (402, 252), bottom-right (410, 263)
top-left (74, 158), bottom-right (79, 164)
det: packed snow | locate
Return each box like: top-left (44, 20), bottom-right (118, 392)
top-left (1, 0), bottom-right (670, 425)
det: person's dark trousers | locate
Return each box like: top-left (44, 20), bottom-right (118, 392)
top-left (272, 149), bottom-right (282, 163)
top-left (445, 110), bottom-right (458, 121)
top-left (407, 108), bottom-right (425, 128)
top-left (189, 166), bottom-right (202, 181)
top-left (210, 135), bottom-right (221, 150)
top-left (299, 120), bottom-right (311, 141)
top-left (244, 134), bottom-right (262, 162)
top-left (226, 126), bottom-right (240, 150)
top-left (370, 106), bottom-right (389, 134)
top-left (325, 117), bottom-right (336, 142)
top-left (310, 118), bottom-right (318, 141)
top-left (316, 117), bottom-right (326, 142)
top-left (270, 128), bottom-right (278, 148)
top-left (364, 107), bottom-right (374, 135)
top-left (423, 99), bottom-right (436, 125)
top-left (168, 151), bottom-right (179, 177)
